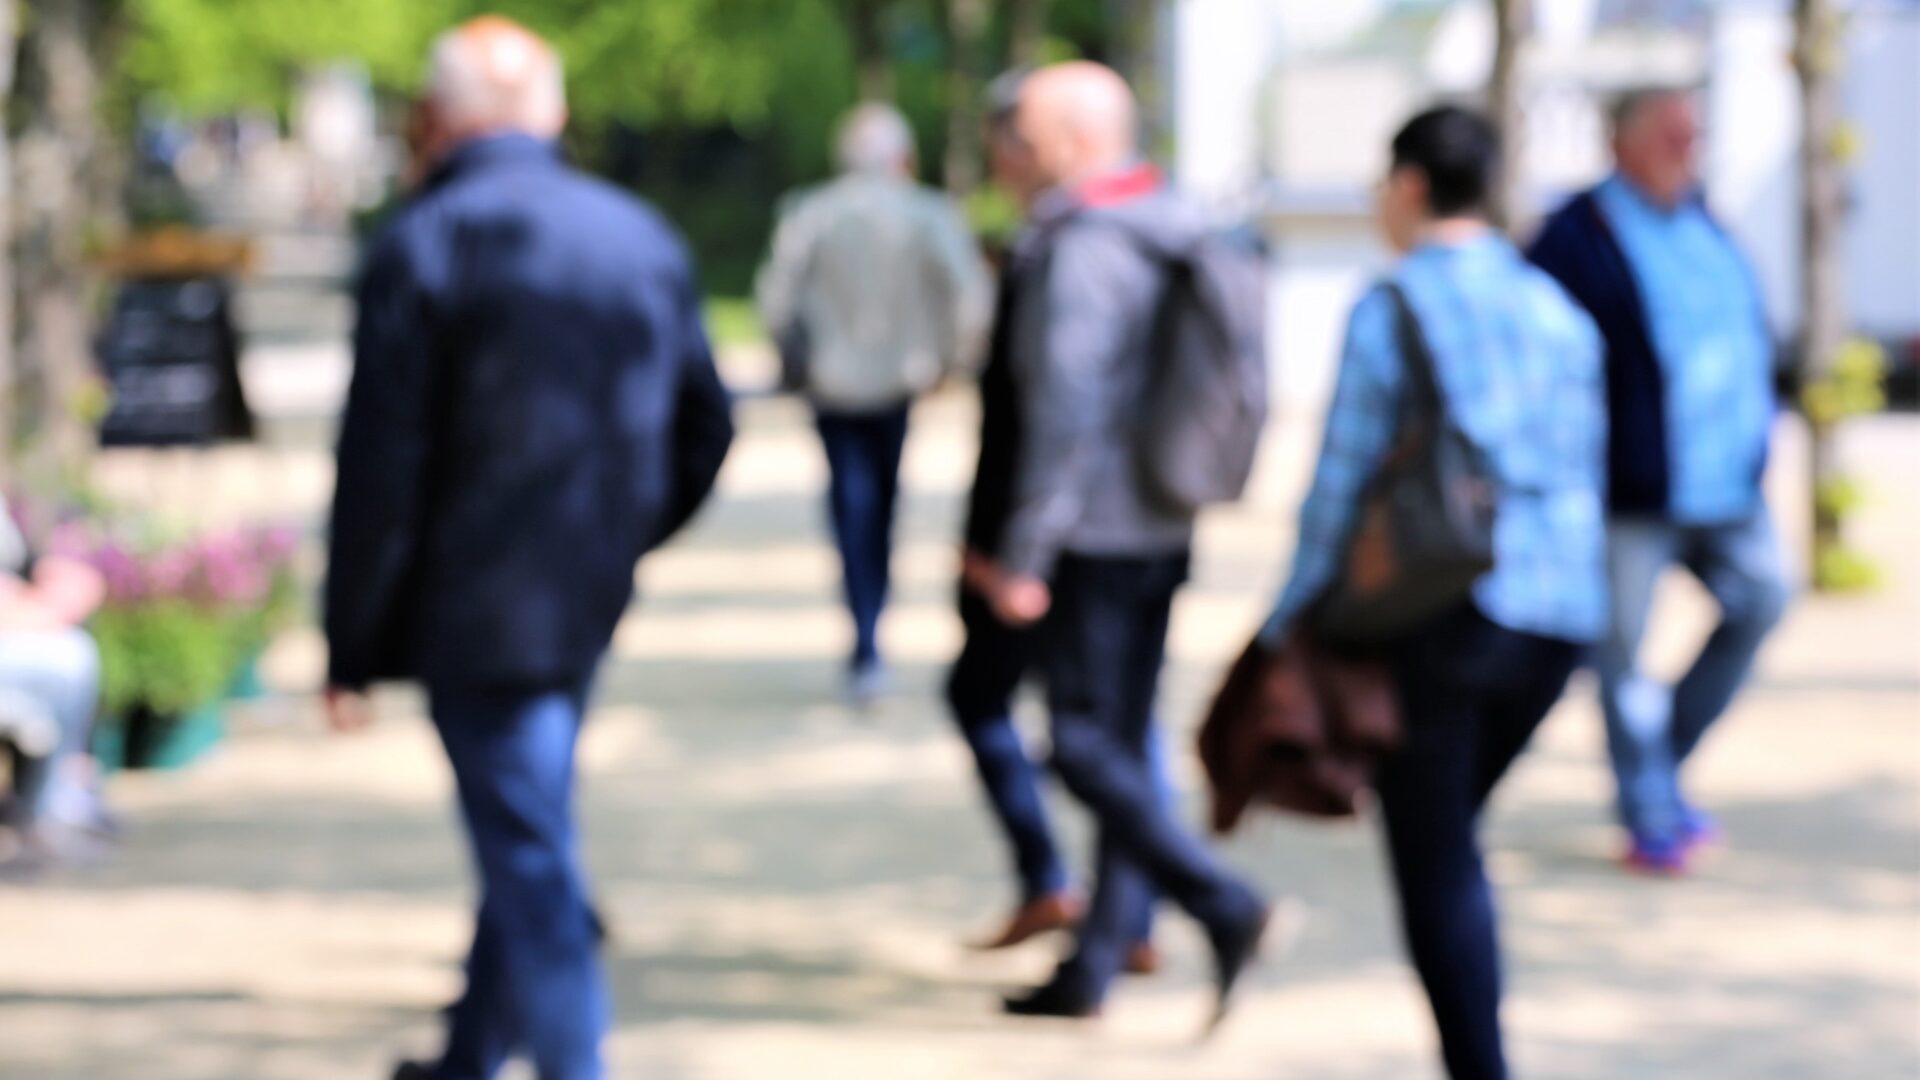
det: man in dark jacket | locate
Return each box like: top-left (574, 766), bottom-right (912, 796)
top-left (1528, 88), bottom-right (1788, 875)
top-left (323, 19), bottom-right (733, 1080)
top-left (987, 61), bottom-right (1269, 1025)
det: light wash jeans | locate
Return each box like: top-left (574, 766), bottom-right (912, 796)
top-left (0, 627), bottom-right (102, 825)
top-left (1595, 511), bottom-right (1790, 844)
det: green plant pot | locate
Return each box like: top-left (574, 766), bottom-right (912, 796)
top-left (93, 703), bottom-right (226, 772)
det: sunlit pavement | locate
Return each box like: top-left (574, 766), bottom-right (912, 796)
top-left (2, 350), bottom-right (1915, 1079)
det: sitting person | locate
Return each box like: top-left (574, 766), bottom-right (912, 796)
top-left (0, 497), bottom-right (112, 865)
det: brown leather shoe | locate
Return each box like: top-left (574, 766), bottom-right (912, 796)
top-left (1123, 941), bottom-right (1162, 976)
top-left (971, 891), bottom-right (1086, 950)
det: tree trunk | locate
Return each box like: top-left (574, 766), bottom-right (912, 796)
top-left (943, 0), bottom-right (989, 194)
top-left (15, 0), bottom-right (109, 476)
top-left (848, 0), bottom-right (894, 102)
top-left (1106, 0), bottom-right (1165, 158)
top-left (1009, 0), bottom-right (1049, 70)
top-left (1795, 0), bottom-right (1848, 582)
top-left (0, 0), bottom-right (17, 463)
top-left (1488, 0), bottom-right (1531, 232)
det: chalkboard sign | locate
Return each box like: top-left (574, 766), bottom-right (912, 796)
top-left (96, 278), bottom-right (254, 447)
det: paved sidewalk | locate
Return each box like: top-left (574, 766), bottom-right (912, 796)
top-left (2, 382), bottom-right (1915, 1079)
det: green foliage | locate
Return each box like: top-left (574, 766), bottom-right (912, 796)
top-left (122, 0), bottom-right (453, 115)
top-left (92, 601), bottom-right (243, 717)
top-left (1802, 338), bottom-right (1888, 427)
top-left (702, 297), bottom-right (765, 350)
top-left (1813, 543), bottom-right (1882, 593)
top-left (964, 184), bottom-right (1024, 248)
top-left (121, 0), bottom-right (854, 134)
top-left (1814, 475), bottom-right (1868, 521)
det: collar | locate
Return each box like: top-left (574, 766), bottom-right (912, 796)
top-left (1025, 162), bottom-right (1164, 234)
top-left (1074, 162), bottom-right (1164, 208)
top-left (1602, 171), bottom-right (1701, 217)
top-left (426, 133), bottom-right (562, 189)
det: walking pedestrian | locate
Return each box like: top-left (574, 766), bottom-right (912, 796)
top-left (947, 72), bottom-right (1164, 972)
top-left (1528, 87), bottom-right (1790, 874)
top-left (987, 62), bottom-right (1270, 1024)
top-left (757, 103), bottom-right (991, 704)
top-left (1261, 106), bottom-right (1608, 1080)
top-left (323, 19), bottom-right (734, 1080)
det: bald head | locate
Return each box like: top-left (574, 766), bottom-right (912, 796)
top-left (1016, 62), bottom-right (1138, 190)
top-left (426, 17), bottom-right (566, 144)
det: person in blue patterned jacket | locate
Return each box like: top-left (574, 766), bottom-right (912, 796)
top-left (1263, 105), bottom-right (1606, 1080)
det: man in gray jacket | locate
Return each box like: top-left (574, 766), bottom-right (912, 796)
top-left (758, 104), bottom-right (991, 702)
top-left (986, 62), bottom-right (1269, 1023)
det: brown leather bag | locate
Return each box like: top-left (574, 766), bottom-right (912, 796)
top-left (1196, 631), bottom-right (1401, 834)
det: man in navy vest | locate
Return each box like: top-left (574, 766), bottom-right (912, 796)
top-left (1529, 88), bottom-right (1789, 875)
top-left (324, 18), bottom-right (733, 1079)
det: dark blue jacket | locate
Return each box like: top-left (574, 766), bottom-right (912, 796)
top-left (1526, 189), bottom-right (1672, 515)
top-left (326, 135), bottom-right (734, 690)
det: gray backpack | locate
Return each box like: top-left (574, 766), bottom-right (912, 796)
top-left (1138, 227), bottom-right (1271, 512)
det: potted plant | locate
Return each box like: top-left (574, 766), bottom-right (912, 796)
top-left (57, 521), bottom-right (302, 770)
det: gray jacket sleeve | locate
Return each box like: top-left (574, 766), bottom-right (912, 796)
top-left (999, 223), bottom-right (1141, 580)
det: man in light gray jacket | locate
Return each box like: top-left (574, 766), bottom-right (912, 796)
top-left (758, 103), bottom-right (990, 701)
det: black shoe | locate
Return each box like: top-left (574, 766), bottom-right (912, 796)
top-left (390, 1061), bottom-right (433, 1080)
top-left (1204, 900), bottom-right (1273, 1037)
top-left (1002, 980), bottom-right (1101, 1020)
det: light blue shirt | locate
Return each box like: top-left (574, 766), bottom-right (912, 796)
top-left (1594, 175), bottom-right (1774, 524)
top-left (1264, 233), bottom-right (1609, 645)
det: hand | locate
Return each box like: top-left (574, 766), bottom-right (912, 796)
top-left (960, 547), bottom-right (1003, 596)
top-left (324, 686), bottom-right (375, 735)
top-left (992, 574), bottom-right (1052, 627)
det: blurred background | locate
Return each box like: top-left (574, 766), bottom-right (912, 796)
top-left (0, 1), bottom-right (1913, 1078)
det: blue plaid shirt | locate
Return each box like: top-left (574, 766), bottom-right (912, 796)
top-left (1594, 175), bottom-right (1774, 524)
top-left (1263, 233), bottom-right (1609, 645)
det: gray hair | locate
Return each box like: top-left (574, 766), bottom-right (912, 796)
top-left (835, 103), bottom-right (916, 175)
top-left (1609, 85), bottom-right (1696, 133)
top-left (427, 21), bottom-right (567, 137)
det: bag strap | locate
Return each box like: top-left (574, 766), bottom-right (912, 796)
top-left (1381, 282), bottom-right (1444, 419)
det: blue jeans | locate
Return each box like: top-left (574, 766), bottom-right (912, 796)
top-left (816, 405), bottom-right (911, 669)
top-left (0, 628), bottom-right (101, 824)
top-left (1380, 605), bottom-right (1583, 1080)
top-left (946, 584), bottom-right (1166, 942)
top-left (1042, 552), bottom-right (1260, 1001)
top-left (1595, 511), bottom-right (1789, 843)
top-left (428, 678), bottom-right (605, 1080)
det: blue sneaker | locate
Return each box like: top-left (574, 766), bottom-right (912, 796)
top-left (1679, 805), bottom-right (1724, 851)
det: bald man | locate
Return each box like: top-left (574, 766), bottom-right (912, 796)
top-left (985, 62), bottom-right (1270, 1023)
top-left (324, 18), bottom-right (732, 1080)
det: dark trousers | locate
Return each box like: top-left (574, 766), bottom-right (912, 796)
top-left (815, 405), bottom-right (911, 668)
top-left (1042, 552), bottom-right (1261, 1000)
top-left (946, 585), bottom-right (1068, 900)
top-left (428, 677), bottom-right (605, 1080)
top-left (1378, 606), bottom-right (1582, 1080)
top-left (947, 585), bottom-right (1168, 939)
